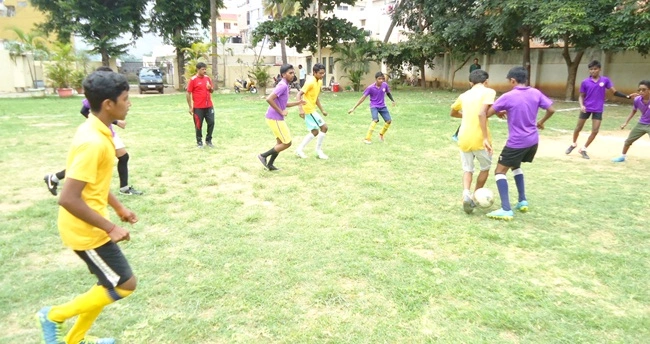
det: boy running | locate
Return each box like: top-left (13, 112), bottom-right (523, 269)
top-left (258, 64), bottom-right (305, 171)
top-left (295, 63), bottom-right (329, 159)
top-left (36, 70), bottom-right (138, 344)
top-left (449, 69), bottom-right (496, 214)
top-left (348, 72), bottom-right (396, 143)
top-left (612, 80), bottom-right (650, 163)
top-left (566, 60), bottom-right (632, 159)
top-left (186, 62), bottom-right (215, 148)
top-left (485, 66), bottom-right (556, 221)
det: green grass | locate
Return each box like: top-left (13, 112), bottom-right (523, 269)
top-left (1, 88), bottom-right (649, 343)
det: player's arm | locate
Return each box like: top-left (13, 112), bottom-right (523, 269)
top-left (536, 105), bottom-right (556, 130)
top-left (186, 89), bottom-right (193, 115)
top-left (80, 105), bottom-right (90, 118)
top-left (348, 95), bottom-right (368, 114)
top-left (478, 104), bottom-right (492, 154)
top-left (316, 98), bottom-right (327, 116)
top-left (266, 92), bottom-right (288, 116)
top-left (621, 108), bottom-right (638, 129)
top-left (578, 92), bottom-right (586, 112)
top-left (108, 192), bottom-right (138, 225)
top-left (450, 109), bottom-right (462, 118)
top-left (386, 91), bottom-right (395, 105)
top-left (610, 87), bottom-right (632, 99)
top-left (59, 179), bottom-right (131, 242)
top-left (297, 90), bottom-right (306, 116)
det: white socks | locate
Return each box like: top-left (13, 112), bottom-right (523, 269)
top-left (298, 133), bottom-right (315, 151)
top-left (316, 132), bottom-right (326, 151)
top-left (298, 132), bottom-right (326, 152)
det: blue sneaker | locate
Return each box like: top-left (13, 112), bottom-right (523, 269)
top-left (487, 208), bottom-right (514, 221)
top-left (451, 134), bottom-right (458, 142)
top-left (79, 336), bottom-right (116, 344)
top-left (514, 200), bottom-right (529, 212)
top-left (612, 155), bottom-right (625, 163)
top-left (36, 306), bottom-right (64, 344)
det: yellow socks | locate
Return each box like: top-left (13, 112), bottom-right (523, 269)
top-left (365, 121), bottom-right (378, 140)
top-left (380, 122), bottom-right (391, 135)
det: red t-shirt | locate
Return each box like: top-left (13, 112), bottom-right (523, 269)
top-left (187, 75), bottom-right (213, 109)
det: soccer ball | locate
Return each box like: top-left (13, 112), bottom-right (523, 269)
top-left (474, 188), bottom-right (494, 208)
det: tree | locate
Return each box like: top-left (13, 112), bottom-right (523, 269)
top-left (252, 0), bottom-right (365, 55)
top-left (4, 27), bottom-right (49, 88)
top-left (604, 0), bottom-right (650, 55)
top-left (333, 41), bottom-right (378, 91)
top-left (378, 36), bottom-right (441, 87)
top-left (218, 36), bottom-right (234, 88)
top-left (149, 0), bottom-right (222, 89)
top-left (263, 0), bottom-right (299, 64)
top-left (30, 0), bottom-right (148, 66)
top-left (211, 0), bottom-right (218, 87)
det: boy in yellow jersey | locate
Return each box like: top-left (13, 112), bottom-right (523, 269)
top-left (295, 63), bottom-right (330, 159)
top-left (450, 69), bottom-right (496, 214)
top-left (36, 71), bottom-right (138, 344)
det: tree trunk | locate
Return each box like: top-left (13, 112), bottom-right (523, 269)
top-left (420, 60), bottom-right (426, 88)
top-left (280, 39), bottom-right (288, 65)
top-left (177, 48), bottom-right (185, 90)
top-left (383, 1), bottom-right (400, 43)
top-left (317, 1), bottom-right (322, 61)
top-left (101, 50), bottom-right (110, 67)
top-left (522, 28), bottom-right (531, 86)
top-left (210, 0), bottom-right (218, 89)
top-left (449, 55), bottom-right (472, 90)
top-left (562, 42), bottom-right (585, 101)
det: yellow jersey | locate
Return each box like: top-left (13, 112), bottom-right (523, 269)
top-left (58, 114), bottom-right (115, 250)
top-left (300, 75), bottom-right (322, 114)
top-left (451, 84), bottom-right (496, 152)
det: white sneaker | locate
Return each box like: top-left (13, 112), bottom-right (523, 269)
top-left (363, 139), bottom-right (372, 144)
top-left (317, 150), bottom-right (329, 159)
top-left (295, 150), bottom-right (307, 159)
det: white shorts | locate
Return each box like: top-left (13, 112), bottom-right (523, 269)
top-left (460, 149), bottom-right (492, 173)
top-left (113, 131), bottom-right (126, 150)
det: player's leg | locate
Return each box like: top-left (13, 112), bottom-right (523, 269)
top-left (512, 144), bottom-right (536, 212)
top-left (365, 108), bottom-right (380, 143)
top-left (460, 151), bottom-right (476, 214)
top-left (567, 114), bottom-right (589, 154)
top-left (316, 122), bottom-right (328, 159)
top-left (260, 120), bottom-right (292, 170)
top-left (113, 134), bottom-right (142, 196)
top-left (40, 242), bottom-right (136, 344)
top-left (193, 108), bottom-right (206, 147)
top-left (44, 169), bottom-right (66, 196)
top-left (378, 108), bottom-right (392, 142)
top-left (474, 149), bottom-right (492, 190)
top-left (613, 123), bottom-right (649, 162)
top-left (487, 147), bottom-right (520, 220)
top-left (296, 115), bottom-right (318, 158)
top-left (205, 107), bottom-right (215, 147)
top-left (580, 113), bottom-right (602, 159)
top-left (452, 125), bottom-right (460, 142)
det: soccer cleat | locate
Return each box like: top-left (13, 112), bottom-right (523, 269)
top-left (197, 142), bottom-right (204, 149)
top-left (78, 336), bottom-right (116, 344)
top-left (206, 142), bottom-right (214, 148)
top-left (317, 150), bottom-right (329, 159)
top-left (462, 196), bottom-right (476, 214)
top-left (487, 208), bottom-right (514, 221)
top-left (36, 306), bottom-right (64, 344)
top-left (295, 150), bottom-right (307, 159)
top-left (44, 174), bottom-right (59, 196)
top-left (267, 164), bottom-right (279, 171)
top-left (579, 149), bottom-right (590, 159)
top-left (451, 134), bottom-right (458, 142)
top-left (565, 145), bottom-right (576, 155)
top-left (612, 155), bottom-right (625, 163)
top-left (379, 133), bottom-right (385, 142)
top-left (514, 200), bottom-right (529, 212)
top-left (363, 139), bottom-right (372, 144)
top-left (119, 186), bottom-right (143, 195)
top-left (257, 154), bottom-right (267, 168)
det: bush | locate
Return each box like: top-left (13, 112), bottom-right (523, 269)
top-left (249, 63), bottom-right (271, 88)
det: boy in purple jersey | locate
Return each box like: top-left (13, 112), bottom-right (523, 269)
top-left (612, 80), bottom-right (650, 162)
top-left (566, 60), bottom-right (632, 159)
top-left (348, 72), bottom-right (396, 143)
top-left (484, 67), bottom-right (555, 221)
top-left (258, 64), bottom-right (305, 171)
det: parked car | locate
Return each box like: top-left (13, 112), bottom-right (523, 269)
top-left (138, 68), bottom-right (164, 94)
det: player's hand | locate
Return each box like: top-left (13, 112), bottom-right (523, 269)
top-left (629, 93), bottom-right (639, 99)
top-left (392, 101), bottom-right (396, 107)
top-left (322, 111), bottom-right (328, 116)
top-left (189, 108), bottom-right (194, 116)
top-left (281, 109), bottom-right (288, 116)
top-left (299, 112), bottom-right (305, 119)
top-left (299, 100), bottom-right (307, 105)
top-left (620, 123), bottom-right (627, 129)
top-left (109, 225), bottom-right (130, 243)
top-left (348, 108), bottom-right (354, 114)
top-left (536, 121), bottom-right (545, 130)
top-left (483, 139), bottom-right (493, 155)
top-left (116, 207), bottom-right (138, 224)
top-left (580, 105), bottom-right (586, 113)
top-left (496, 111), bottom-right (507, 119)
top-left (116, 120), bottom-right (127, 129)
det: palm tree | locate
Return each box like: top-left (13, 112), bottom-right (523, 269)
top-left (263, 0), bottom-right (299, 64)
top-left (333, 41), bottom-right (377, 91)
top-left (181, 42), bottom-right (212, 86)
top-left (4, 27), bottom-right (49, 88)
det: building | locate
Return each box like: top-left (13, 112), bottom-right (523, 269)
top-left (0, 0), bottom-right (48, 42)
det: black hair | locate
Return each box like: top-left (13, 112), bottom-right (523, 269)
top-left (280, 64), bottom-right (294, 75)
top-left (298, 64), bottom-right (303, 69)
top-left (588, 60), bottom-right (601, 69)
top-left (639, 80), bottom-right (650, 89)
top-left (506, 66), bottom-right (528, 84)
top-left (96, 66), bottom-right (113, 72)
top-left (375, 72), bottom-right (384, 79)
top-left (83, 71), bottom-right (130, 113)
top-left (473, 58), bottom-right (479, 62)
top-left (196, 62), bottom-right (207, 70)
top-left (469, 69), bottom-right (489, 84)
top-left (312, 63), bottom-right (325, 73)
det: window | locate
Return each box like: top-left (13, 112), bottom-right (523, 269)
top-left (360, 19), bottom-right (366, 27)
top-left (329, 57), bottom-right (334, 74)
top-left (224, 23), bottom-right (231, 30)
top-left (246, 11), bottom-right (250, 25)
top-left (336, 5), bottom-right (348, 10)
top-left (7, 5), bottom-right (15, 16)
top-left (17, 1), bottom-right (27, 8)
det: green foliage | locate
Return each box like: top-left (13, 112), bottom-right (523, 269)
top-left (603, 1), bottom-right (650, 55)
top-left (182, 42), bottom-right (212, 86)
top-left (45, 42), bottom-right (76, 89)
top-left (70, 70), bottom-right (86, 89)
top-left (149, 0), bottom-right (217, 49)
top-left (248, 63), bottom-right (272, 88)
top-left (30, 0), bottom-right (148, 65)
top-left (4, 26), bottom-right (49, 87)
top-left (333, 41), bottom-right (377, 91)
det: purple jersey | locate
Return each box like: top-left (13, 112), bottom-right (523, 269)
top-left (265, 79), bottom-right (289, 120)
top-left (580, 76), bottom-right (612, 112)
top-left (363, 82), bottom-right (391, 108)
top-left (491, 86), bottom-right (553, 149)
top-left (634, 96), bottom-right (650, 125)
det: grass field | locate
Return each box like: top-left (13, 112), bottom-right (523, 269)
top-left (1, 87), bottom-right (649, 343)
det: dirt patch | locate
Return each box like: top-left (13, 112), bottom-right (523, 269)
top-left (537, 130), bottom-right (650, 160)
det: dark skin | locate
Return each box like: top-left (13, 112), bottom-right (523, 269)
top-left (298, 68), bottom-right (328, 135)
top-left (58, 90), bottom-right (138, 291)
top-left (265, 69), bottom-right (306, 153)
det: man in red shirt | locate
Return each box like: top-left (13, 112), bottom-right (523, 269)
top-left (186, 62), bottom-right (215, 148)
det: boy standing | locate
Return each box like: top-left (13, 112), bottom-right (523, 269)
top-left (186, 62), bottom-right (215, 148)
top-left (298, 64), bottom-right (306, 88)
top-left (36, 71), bottom-right (138, 344)
top-left (449, 69), bottom-right (496, 214)
top-left (485, 67), bottom-right (556, 221)
top-left (566, 60), bottom-right (632, 159)
top-left (295, 63), bottom-right (329, 159)
top-left (612, 80), bottom-right (650, 162)
top-left (258, 64), bottom-right (305, 171)
top-left (348, 72), bottom-right (396, 143)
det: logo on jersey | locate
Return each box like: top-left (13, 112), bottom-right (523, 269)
top-left (599, 82), bottom-right (605, 87)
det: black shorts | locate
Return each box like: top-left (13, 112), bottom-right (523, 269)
top-left (75, 241), bottom-right (133, 288)
top-left (579, 112), bottom-right (603, 120)
top-left (497, 144), bottom-right (538, 169)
